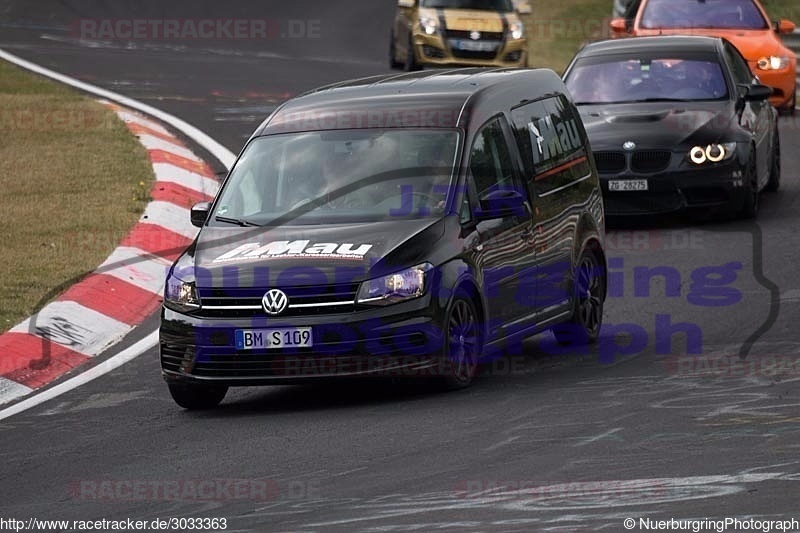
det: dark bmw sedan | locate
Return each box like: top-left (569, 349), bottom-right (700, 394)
top-left (563, 35), bottom-right (780, 218)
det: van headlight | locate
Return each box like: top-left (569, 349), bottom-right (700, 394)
top-left (164, 259), bottom-right (201, 312)
top-left (756, 56), bottom-right (789, 71)
top-left (357, 263), bottom-right (433, 306)
top-left (509, 21), bottom-right (525, 40)
top-left (419, 15), bottom-right (439, 35)
top-left (688, 143), bottom-right (737, 165)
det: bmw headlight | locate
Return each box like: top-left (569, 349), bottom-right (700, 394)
top-left (164, 258), bottom-right (201, 312)
top-left (756, 56), bottom-right (790, 71)
top-left (688, 143), bottom-right (737, 165)
top-left (419, 15), bottom-right (439, 35)
top-left (509, 21), bottom-right (524, 40)
top-left (357, 263), bottom-right (433, 306)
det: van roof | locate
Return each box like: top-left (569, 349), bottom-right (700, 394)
top-left (256, 68), bottom-right (567, 135)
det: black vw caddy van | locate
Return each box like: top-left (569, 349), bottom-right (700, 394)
top-left (160, 69), bottom-right (607, 409)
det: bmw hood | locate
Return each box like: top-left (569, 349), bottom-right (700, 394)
top-left (187, 218), bottom-right (445, 288)
top-left (578, 101), bottom-right (742, 150)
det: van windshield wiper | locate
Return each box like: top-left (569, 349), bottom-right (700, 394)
top-left (214, 216), bottom-right (260, 227)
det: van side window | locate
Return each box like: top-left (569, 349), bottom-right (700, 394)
top-left (469, 118), bottom-right (516, 198)
top-left (511, 95), bottom-right (591, 196)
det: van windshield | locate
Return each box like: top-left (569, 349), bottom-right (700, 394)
top-left (211, 129), bottom-right (460, 227)
top-left (421, 0), bottom-right (514, 12)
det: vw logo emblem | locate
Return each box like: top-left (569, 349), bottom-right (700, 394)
top-left (469, 31), bottom-right (481, 40)
top-left (262, 289), bottom-right (288, 316)
top-left (623, 141), bottom-right (636, 151)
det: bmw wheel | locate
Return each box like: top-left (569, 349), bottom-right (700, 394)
top-left (765, 125), bottom-right (781, 192)
top-left (738, 149), bottom-right (759, 219)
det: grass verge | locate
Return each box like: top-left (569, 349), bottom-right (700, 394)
top-left (524, 0), bottom-right (800, 74)
top-left (0, 60), bottom-right (154, 333)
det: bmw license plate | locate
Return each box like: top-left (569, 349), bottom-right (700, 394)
top-left (609, 179), bottom-right (648, 192)
top-left (235, 328), bottom-right (313, 350)
top-left (451, 39), bottom-right (498, 52)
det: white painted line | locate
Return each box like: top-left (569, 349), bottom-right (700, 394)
top-left (0, 48), bottom-right (237, 169)
top-left (11, 301), bottom-right (132, 357)
top-left (0, 331), bottom-right (158, 422)
top-left (0, 378), bottom-right (34, 405)
top-left (140, 201), bottom-right (197, 240)
top-left (153, 163), bottom-right (220, 196)
top-left (137, 134), bottom-right (202, 162)
top-left (99, 247), bottom-right (171, 294)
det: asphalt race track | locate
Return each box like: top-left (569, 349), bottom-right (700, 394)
top-left (2, 1), bottom-right (800, 531)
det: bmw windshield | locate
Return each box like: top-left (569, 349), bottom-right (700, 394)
top-left (211, 129), bottom-right (460, 227)
top-left (640, 0), bottom-right (769, 30)
top-left (565, 56), bottom-right (730, 104)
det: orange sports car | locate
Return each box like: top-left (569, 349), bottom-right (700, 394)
top-left (610, 0), bottom-right (797, 115)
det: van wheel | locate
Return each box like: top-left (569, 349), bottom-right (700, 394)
top-left (168, 383), bottom-right (228, 410)
top-left (553, 249), bottom-right (605, 346)
top-left (438, 294), bottom-right (481, 390)
top-left (738, 150), bottom-right (759, 219)
top-left (765, 125), bottom-right (781, 192)
top-left (404, 33), bottom-right (420, 72)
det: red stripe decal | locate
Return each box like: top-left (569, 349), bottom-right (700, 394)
top-left (534, 156), bottom-right (588, 182)
top-left (0, 333), bottom-right (90, 389)
top-left (57, 274), bottom-right (163, 325)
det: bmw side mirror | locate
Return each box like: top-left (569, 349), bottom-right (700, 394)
top-left (475, 189), bottom-right (528, 220)
top-left (743, 84), bottom-right (773, 102)
top-left (190, 202), bottom-right (211, 228)
top-left (609, 18), bottom-right (629, 36)
top-left (775, 19), bottom-right (796, 34)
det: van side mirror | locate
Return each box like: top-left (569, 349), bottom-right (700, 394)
top-left (775, 19), bottom-right (796, 34)
top-left (609, 18), bottom-right (629, 35)
top-left (475, 189), bottom-right (528, 220)
top-left (190, 202), bottom-right (211, 228)
top-left (741, 84), bottom-right (773, 102)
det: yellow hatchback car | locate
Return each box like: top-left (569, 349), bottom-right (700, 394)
top-left (390, 0), bottom-right (528, 70)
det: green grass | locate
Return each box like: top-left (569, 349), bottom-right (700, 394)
top-left (524, 0), bottom-right (800, 74)
top-left (0, 60), bottom-right (155, 332)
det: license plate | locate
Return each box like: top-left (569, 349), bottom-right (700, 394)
top-left (609, 179), bottom-right (649, 192)
top-left (235, 328), bottom-right (313, 350)
top-left (450, 39), bottom-right (499, 52)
